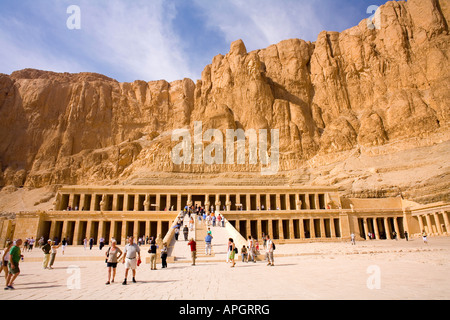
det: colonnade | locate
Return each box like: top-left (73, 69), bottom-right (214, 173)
top-left (416, 210), bottom-right (450, 236)
top-left (56, 189), bottom-right (338, 212)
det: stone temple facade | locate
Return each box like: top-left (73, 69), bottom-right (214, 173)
top-left (1, 185), bottom-right (449, 247)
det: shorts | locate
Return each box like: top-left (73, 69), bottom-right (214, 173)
top-left (125, 258), bottom-right (137, 270)
top-left (8, 261), bottom-right (20, 275)
top-left (107, 262), bottom-right (118, 268)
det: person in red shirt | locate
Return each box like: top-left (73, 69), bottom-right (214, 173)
top-left (187, 238), bottom-right (196, 266)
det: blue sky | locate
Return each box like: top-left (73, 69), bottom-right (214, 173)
top-left (0, 0), bottom-right (391, 83)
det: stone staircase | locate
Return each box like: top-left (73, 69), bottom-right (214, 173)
top-left (194, 218), bottom-right (215, 258)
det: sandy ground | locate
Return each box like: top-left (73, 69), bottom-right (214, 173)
top-left (0, 235), bottom-right (448, 301)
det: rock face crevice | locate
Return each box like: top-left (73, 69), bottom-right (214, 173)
top-left (0, 0), bottom-right (449, 203)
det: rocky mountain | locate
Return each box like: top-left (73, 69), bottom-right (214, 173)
top-left (0, 0), bottom-right (449, 208)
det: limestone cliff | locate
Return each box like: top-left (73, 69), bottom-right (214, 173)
top-left (0, 0), bottom-right (449, 205)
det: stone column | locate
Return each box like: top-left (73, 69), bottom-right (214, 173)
top-left (425, 214), bottom-right (433, 234)
top-left (73, 220), bottom-right (81, 245)
top-left (384, 218), bottom-right (391, 239)
top-left (156, 194), bottom-right (161, 212)
top-left (123, 194), bottom-right (129, 212)
top-left (134, 195), bottom-right (140, 211)
top-left (268, 219), bottom-right (273, 239)
top-left (373, 218), bottom-right (380, 239)
top-left (121, 221), bottom-right (127, 244)
top-left (98, 220), bottom-right (105, 240)
top-left (315, 194), bottom-right (320, 211)
top-left (257, 220), bottom-right (262, 238)
top-left (442, 211), bottom-right (450, 234)
top-left (157, 221), bottom-right (162, 240)
top-left (266, 194), bottom-right (271, 210)
top-left (320, 218), bottom-right (326, 238)
top-left (246, 194), bottom-right (251, 211)
top-left (299, 219), bottom-right (305, 239)
top-left (246, 220), bottom-right (251, 238)
top-left (133, 220), bottom-right (139, 240)
top-left (331, 218), bottom-right (336, 238)
top-left (276, 194), bottom-right (281, 210)
top-left (226, 194), bottom-right (231, 211)
top-left (215, 194), bottom-right (221, 212)
top-left (109, 221), bottom-right (116, 243)
top-left (393, 217), bottom-right (400, 238)
top-left (90, 194), bottom-right (96, 212)
top-left (418, 215), bottom-right (425, 233)
top-left (177, 194), bottom-right (182, 213)
top-left (86, 220), bottom-right (92, 241)
top-left (79, 194), bottom-right (86, 211)
top-left (144, 195), bottom-right (150, 212)
top-left (61, 220), bottom-right (68, 240)
top-left (145, 221), bottom-right (150, 239)
top-left (305, 194), bottom-right (311, 209)
top-left (308, 219), bottom-right (315, 238)
top-left (278, 219), bottom-right (284, 240)
top-left (363, 218), bottom-right (368, 239)
top-left (289, 220), bottom-right (294, 240)
top-left (434, 213), bottom-right (443, 235)
top-left (112, 194), bottom-right (118, 211)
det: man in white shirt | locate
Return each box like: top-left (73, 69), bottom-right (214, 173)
top-left (265, 235), bottom-right (274, 266)
top-left (122, 236), bottom-right (140, 285)
top-left (248, 236), bottom-right (256, 263)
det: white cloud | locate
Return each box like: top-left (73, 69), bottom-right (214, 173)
top-left (0, 0), bottom-right (196, 82)
top-left (79, 0), bottom-right (195, 82)
top-left (193, 0), bottom-right (325, 52)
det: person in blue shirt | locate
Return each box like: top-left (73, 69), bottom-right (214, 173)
top-left (205, 233), bottom-right (213, 255)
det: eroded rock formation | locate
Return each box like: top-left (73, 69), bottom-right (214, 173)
top-left (0, 0), bottom-right (448, 204)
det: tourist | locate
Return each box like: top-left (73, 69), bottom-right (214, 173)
top-left (148, 240), bottom-right (158, 270)
top-left (122, 236), bottom-right (141, 285)
top-left (217, 214), bottom-right (222, 227)
top-left (228, 238), bottom-right (236, 267)
top-left (38, 237), bottom-right (44, 248)
top-left (247, 236), bottom-right (256, 263)
top-left (205, 232), bottom-right (213, 255)
top-left (83, 237), bottom-right (88, 250)
top-left (174, 226), bottom-right (180, 241)
top-left (42, 239), bottom-right (52, 269)
top-left (404, 231), bottom-right (409, 241)
top-left (61, 238), bottom-right (68, 255)
top-left (89, 237), bottom-right (94, 250)
top-left (48, 240), bottom-right (62, 269)
top-left (4, 239), bottom-right (23, 290)
top-left (183, 225), bottom-right (189, 241)
top-left (99, 237), bottom-right (105, 250)
top-left (189, 217), bottom-right (194, 231)
top-left (1, 241), bottom-right (13, 284)
top-left (161, 242), bottom-right (168, 268)
top-left (351, 233), bottom-right (356, 245)
top-left (265, 235), bottom-right (274, 266)
top-left (241, 245), bottom-right (248, 262)
top-left (187, 238), bottom-right (197, 266)
top-left (105, 239), bottom-right (123, 284)
top-left (422, 231), bottom-right (428, 244)
top-left (28, 237), bottom-right (35, 251)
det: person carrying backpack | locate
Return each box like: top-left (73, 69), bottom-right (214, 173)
top-left (265, 235), bottom-right (275, 266)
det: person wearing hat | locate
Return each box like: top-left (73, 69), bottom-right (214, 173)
top-left (41, 239), bottom-right (52, 269)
